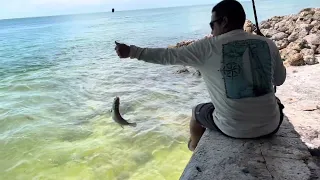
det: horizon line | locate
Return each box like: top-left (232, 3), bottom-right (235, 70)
top-left (0, 3), bottom-right (218, 21)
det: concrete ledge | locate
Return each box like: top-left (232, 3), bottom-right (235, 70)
top-left (180, 117), bottom-right (319, 180)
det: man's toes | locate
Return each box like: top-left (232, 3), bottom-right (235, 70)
top-left (188, 139), bottom-right (196, 151)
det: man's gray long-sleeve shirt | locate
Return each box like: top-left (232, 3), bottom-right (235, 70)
top-left (129, 29), bottom-right (286, 138)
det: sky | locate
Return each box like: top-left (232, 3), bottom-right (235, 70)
top-left (0, 0), bottom-right (248, 20)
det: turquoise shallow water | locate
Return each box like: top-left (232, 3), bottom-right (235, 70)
top-left (1, 1), bottom-right (320, 179)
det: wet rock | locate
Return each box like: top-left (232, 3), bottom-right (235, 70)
top-left (244, 20), bottom-right (256, 33)
top-left (314, 11), bottom-right (320, 21)
top-left (300, 49), bottom-right (317, 65)
top-left (283, 18), bottom-right (298, 34)
top-left (288, 32), bottom-right (299, 42)
top-left (260, 21), bottom-right (271, 29)
top-left (309, 44), bottom-right (318, 51)
top-left (261, 29), bottom-right (279, 38)
top-left (275, 38), bottom-right (289, 50)
top-left (296, 24), bottom-right (313, 38)
top-left (286, 39), bottom-right (308, 52)
top-left (288, 53), bottom-right (305, 66)
top-left (275, 21), bottom-right (289, 32)
top-left (304, 56), bottom-right (318, 65)
top-left (311, 20), bottom-right (319, 26)
top-left (271, 32), bottom-right (288, 41)
top-left (299, 48), bottom-right (319, 65)
top-left (281, 50), bottom-right (305, 66)
top-left (301, 48), bottom-right (315, 56)
top-left (257, 8), bottom-right (320, 66)
top-left (310, 24), bottom-right (320, 34)
top-left (316, 46), bottom-right (320, 54)
top-left (304, 34), bottom-right (320, 45)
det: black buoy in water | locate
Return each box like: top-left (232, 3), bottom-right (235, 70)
top-left (112, 8), bottom-right (115, 13)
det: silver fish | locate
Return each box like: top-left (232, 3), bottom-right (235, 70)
top-left (111, 97), bottom-right (137, 128)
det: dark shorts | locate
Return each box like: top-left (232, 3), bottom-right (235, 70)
top-left (193, 97), bottom-right (285, 139)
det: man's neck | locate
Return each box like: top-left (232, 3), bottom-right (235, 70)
top-left (217, 28), bottom-right (244, 37)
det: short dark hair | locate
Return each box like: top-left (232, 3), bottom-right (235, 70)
top-left (212, 0), bottom-right (246, 29)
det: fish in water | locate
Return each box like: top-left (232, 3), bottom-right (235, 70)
top-left (111, 97), bottom-right (137, 128)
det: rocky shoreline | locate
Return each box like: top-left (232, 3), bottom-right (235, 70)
top-left (171, 7), bottom-right (320, 152)
top-left (172, 7), bottom-right (320, 75)
top-left (252, 7), bottom-right (320, 66)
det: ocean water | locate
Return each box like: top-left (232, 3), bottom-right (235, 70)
top-left (1, 1), bottom-right (320, 179)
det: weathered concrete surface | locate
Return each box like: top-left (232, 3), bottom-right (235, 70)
top-left (180, 117), bottom-right (320, 180)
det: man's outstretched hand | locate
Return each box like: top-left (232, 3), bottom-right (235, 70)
top-left (115, 41), bottom-right (130, 58)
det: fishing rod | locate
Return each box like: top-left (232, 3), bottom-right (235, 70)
top-left (251, 0), bottom-right (277, 93)
top-left (251, 0), bottom-right (263, 36)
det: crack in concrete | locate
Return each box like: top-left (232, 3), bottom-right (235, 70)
top-left (260, 147), bottom-right (275, 179)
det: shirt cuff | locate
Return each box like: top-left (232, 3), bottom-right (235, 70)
top-left (129, 45), bottom-right (139, 59)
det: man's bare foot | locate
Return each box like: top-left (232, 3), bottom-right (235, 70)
top-left (188, 139), bottom-right (195, 151)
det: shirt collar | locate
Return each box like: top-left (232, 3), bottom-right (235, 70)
top-left (217, 29), bottom-right (245, 38)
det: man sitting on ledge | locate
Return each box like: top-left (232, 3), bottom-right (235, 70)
top-left (114, 0), bottom-right (286, 151)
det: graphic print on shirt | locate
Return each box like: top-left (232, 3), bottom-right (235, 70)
top-left (221, 39), bottom-right (272, 99)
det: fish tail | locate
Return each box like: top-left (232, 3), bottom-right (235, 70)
top-left (129, 122), bottom-right (137, 127)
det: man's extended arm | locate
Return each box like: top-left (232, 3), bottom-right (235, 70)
top-left (128, 37), bottom-right (213, 68)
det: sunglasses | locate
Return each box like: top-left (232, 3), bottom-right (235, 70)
top-left (209, 17), bottom-right (222, 30)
